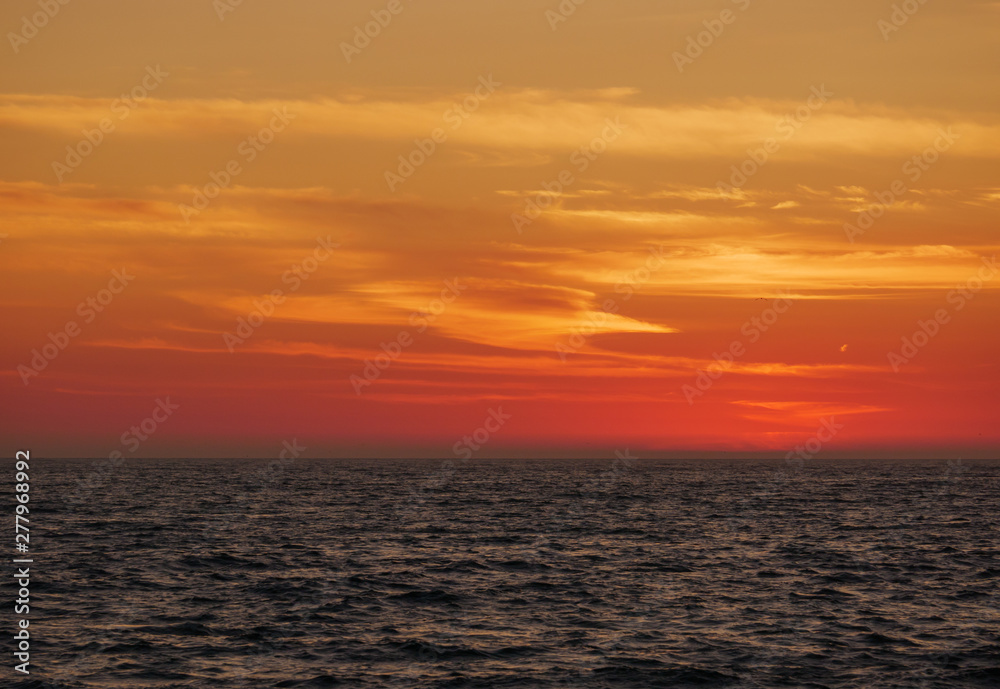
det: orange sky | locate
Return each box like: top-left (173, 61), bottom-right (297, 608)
top-left (1, 0), bottom-right (998, 458)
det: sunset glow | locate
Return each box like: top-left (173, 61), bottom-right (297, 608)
top-left (2, 0), bottom-right (997, 458)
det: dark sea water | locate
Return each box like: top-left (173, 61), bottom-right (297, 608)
top-left (10, 458), bottom-right (1000, 688)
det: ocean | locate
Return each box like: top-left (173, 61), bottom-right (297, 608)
top-left (9, 457), bottom-right (1000, 688)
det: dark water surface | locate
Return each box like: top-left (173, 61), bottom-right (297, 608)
top-left (10, 458), bottom-right (1000, 688)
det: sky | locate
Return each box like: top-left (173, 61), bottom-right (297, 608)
top-left (0, 0), bottom-right (998, 459)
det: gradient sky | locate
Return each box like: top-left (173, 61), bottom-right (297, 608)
top-left (1, 0), bottom-right (998, 458)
